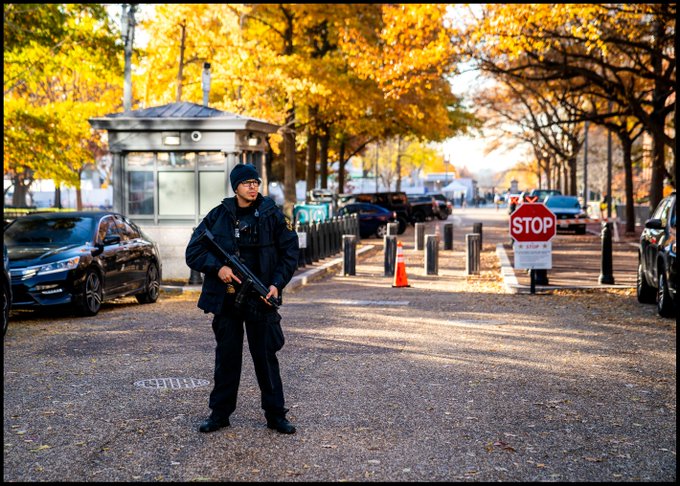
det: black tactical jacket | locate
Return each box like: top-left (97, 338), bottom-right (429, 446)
top-left (185, 194), bottom-right (299, 314)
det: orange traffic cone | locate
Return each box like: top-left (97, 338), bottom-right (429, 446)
top-left (392, 240), bottom-right (410, 288)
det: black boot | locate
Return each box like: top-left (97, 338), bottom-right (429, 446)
top-left (198, 415), bottom-right (230, 433)
top-left (265, 410), bottom-right (296, 434)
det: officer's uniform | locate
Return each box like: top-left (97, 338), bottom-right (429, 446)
top-left (186, 188), bottom-right (299, 430)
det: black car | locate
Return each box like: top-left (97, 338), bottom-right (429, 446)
top-left (339, 192), bottom-right (411, 234)
top-left (4, 211), bottom-right (162, 316)
top-left (637, 191), bottom-right (676, 318)
top-left (3, 244), bottom-right (11, 335)
top-left (337, 203), bottom-right (397, 238)
top-left (407, 194), bottom-right (450, 222)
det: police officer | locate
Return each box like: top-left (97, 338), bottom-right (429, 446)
top-left (186, 163), bottom-right (299, 434)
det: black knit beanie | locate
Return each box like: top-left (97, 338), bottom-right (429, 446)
top-left (230, 164), bottom-right (260, 191)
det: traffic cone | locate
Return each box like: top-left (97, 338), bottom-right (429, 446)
top-left (392, 240), bottom-right (410, 288)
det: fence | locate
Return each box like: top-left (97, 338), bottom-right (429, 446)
top-left (295, 214), bottom-right (360, 269)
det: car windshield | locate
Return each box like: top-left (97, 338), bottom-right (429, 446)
top-left (546, 197), bottom-right (580, 209)
top-left (4, 215), bottom-right (96, 246)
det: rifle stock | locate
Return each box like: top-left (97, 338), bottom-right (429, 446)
top-left (198, 229), bottom-right (281, 309)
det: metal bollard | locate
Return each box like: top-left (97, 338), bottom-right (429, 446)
top-left (425, 234), bottom-right (439, 275)
top-left (342, 234), bottom-right (357, 276)
top-left (414, 222), bottom-right (425, 251)
top-left (384, 235), bottom-right (397, 277)
top-left (387, 222), bottom-right (399, 236)
top-left (189, 227), bottom-right (203, 284)
top-left (599, 222), bottom-right (615, 284)
top-left (443, 223), bottom-right (453, 250)
top-left (302, 223), bottom-right (312, 265)
top-left (472, 222), bottom-right (483, 248)
top-left (465, 233), bottom-right (480, 275)
top-left (311, 221), bottom-right (320, 262)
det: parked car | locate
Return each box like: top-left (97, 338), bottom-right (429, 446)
top-left (430, 193), bottom-right (453, 218)
top-left (408, 194), bottom-right (440, 222)
top-left (3, 211), bottom-right (162, 316)
top-left (637, 191), bottom-right (676, 318)
top-left (407, 193), bottom-right (451, 222)
top-left (3, 244), bottom-right (11, 336)
top-left (520, 189), bottom-right (562, 203)
top-left (339, 192), bottom-right (411, 234)
top-left (544, 195), bottom-right (588, 234)
top-left (337, 203), bottom-right (398, 238)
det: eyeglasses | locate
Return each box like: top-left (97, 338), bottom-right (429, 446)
top-left (240, 179), bottom-right (261, 188)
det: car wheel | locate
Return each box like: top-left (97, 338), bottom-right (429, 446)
top-left (78, 269), bottom-right (103, 316)
top-left (657, 265), bottom-right (676, 318)
top-left (2, 281), bottom-right (10, 336)
top-left (136, 263), bottom-right (160, 304)
top-left (375, 224), bottom-right (387, 239)
top-left (636, 260), bottom-right (656, 304)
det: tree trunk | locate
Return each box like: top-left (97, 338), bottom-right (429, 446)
top-left (318, 126), bottom-right (330, 189)
top-left (337, 136), bottom-right (346, 194)
top-left (283, 107), bottom-right (296, 219)
top-left (305, 126), bottom-right (318, 201)
top-left (54, 186), bottom-right (62, 208)
top-left (11, 173), bottom-right (31, 208)
top-left (618, 134), bottom-right (636, 235)
top-left (568, 157), bottom-right (577, 196)
top-left (395, 137), bottom-right (404, 192)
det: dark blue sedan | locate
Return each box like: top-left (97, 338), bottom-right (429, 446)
top-left (337, 203), bottom-right (398, 238)
top-left (4, 211), bottom-right (162, 316)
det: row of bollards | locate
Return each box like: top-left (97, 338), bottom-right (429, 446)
top-left (378, 221), bottom-right (484, 278)
top-left (296, 214), bottom-right (360, 269)
top-left (342, 217), bottom-right (616, 291)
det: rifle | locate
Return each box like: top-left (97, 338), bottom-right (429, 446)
top-left (198, 229), bottom-right (281, 309)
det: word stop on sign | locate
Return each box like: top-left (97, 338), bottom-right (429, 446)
top-left (512, 216), bottom-right (555, 234)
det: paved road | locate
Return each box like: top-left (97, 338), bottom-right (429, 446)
top-left (3, 208), bottom-right (675, 482)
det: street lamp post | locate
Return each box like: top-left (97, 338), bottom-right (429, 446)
top-left (583, 120), bottom-right (589, 207)
top-left (606, 101), bottom-right (613, 218)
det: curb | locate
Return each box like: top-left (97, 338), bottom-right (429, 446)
top-left (160, 244), bottom-right (379, 296)
top-left (495, 243), bottom-right (635, 294)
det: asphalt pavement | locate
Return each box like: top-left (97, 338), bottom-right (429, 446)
top-left (3, 206), bottom-right (675, 482)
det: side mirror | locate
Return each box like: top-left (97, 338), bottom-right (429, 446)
top-left (103, 234), bottom-right (121, 245)
top-left (644, 218), bottom-right (664, 230)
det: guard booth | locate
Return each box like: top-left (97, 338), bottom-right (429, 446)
top-left (88, 101), bottom-right (279, 280)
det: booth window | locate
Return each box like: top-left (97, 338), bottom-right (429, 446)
top-left (124, 151), bottom-right (228, 221)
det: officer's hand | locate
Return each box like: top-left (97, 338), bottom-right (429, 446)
top-left (218, 266), bottom-right (241, 284)
top-left (263, 285), bottom-right (279, 306)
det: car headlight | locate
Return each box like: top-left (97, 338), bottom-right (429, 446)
top-left (13, 256), bottom-right (81, 279)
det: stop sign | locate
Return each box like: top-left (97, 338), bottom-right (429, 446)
top-left (509, 203), bottom-right (557, 242)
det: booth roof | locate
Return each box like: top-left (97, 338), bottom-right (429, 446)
top-left (105, 102), bottom-right (238, 119)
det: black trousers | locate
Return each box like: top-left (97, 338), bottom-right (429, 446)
top-left (208, 304), bottom-right (287, 419)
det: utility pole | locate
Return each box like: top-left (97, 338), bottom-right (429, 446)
top-left (121, 4), bottom-right (137, 113)
top-left (606, 101), bottom-right (613, 218)
top-left (583, 120), bottom-right (589, 206)
top-left (176, 20), bottom-right (187, 102)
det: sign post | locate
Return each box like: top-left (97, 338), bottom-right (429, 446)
top-left (509, 203), bottom-right (557, 293)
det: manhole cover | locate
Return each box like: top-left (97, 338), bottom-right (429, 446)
top-left (134, 378), bottom-right (210, 390)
